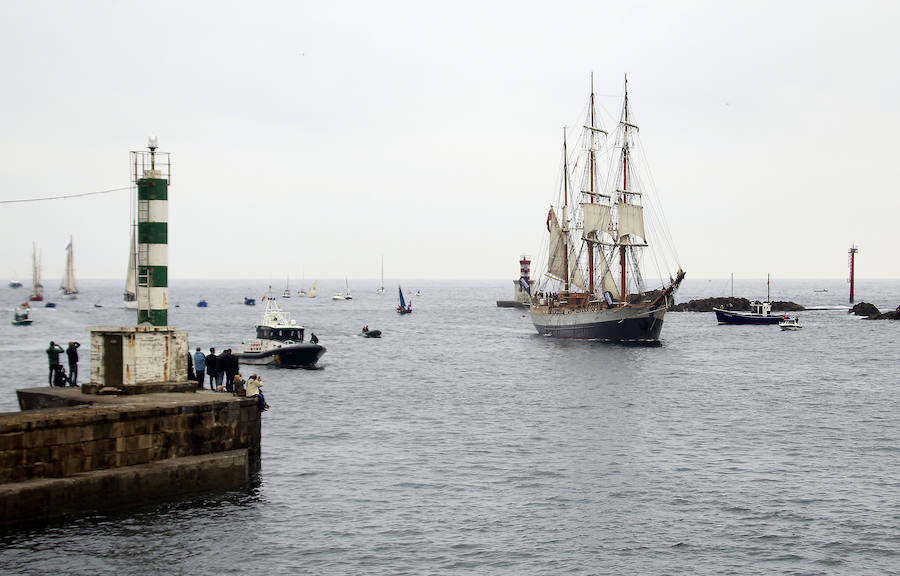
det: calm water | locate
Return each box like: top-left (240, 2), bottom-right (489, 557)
top-left (1, 277), bottom-right (899, 575)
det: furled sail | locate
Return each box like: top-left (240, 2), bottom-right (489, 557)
top-left (617, 201), bottom-right (645, 241)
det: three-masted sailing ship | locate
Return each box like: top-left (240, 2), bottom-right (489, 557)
top-left (530, 76), bottom-right (684, 341)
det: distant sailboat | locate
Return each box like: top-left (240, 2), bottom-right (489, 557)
top-left (307, 280), bottom-right (318, 298)
top-left (397, 285), bottom-right (412, 314)
top-left (123, 229), bottom-right (137, 309)
top-left (60, 236), bottom-right (78, 299)
top-left (282, 277), bottom-right (291, 298)
top-left (377, 257), bottom-right (385, 294)
top-left (29, 242), bottom-right (43, 302)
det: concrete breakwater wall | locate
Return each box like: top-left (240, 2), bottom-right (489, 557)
top-left (0, 389), bottom-right (260, 526)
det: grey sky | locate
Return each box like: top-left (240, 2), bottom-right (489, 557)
top-left (2, 1), bottom-right (898, 281)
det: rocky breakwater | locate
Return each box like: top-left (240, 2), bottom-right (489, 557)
top-left (671, 297), bottom-right (804, 312)
top-left (850, 302), bottom-right (900, 320)
top-left (0, 389), bottom-right (261, 526)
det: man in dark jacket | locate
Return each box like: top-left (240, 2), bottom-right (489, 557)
top-left (223, 349), bottom-right (240, 393)
top-left (46, 341), bottom-right (64, 386)
top-left (66, 341), bottom-right (80, 387)
top-left (206, 347), bottom-right (218, 391)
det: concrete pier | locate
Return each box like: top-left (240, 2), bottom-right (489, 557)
top-left (0, 387), bottom-right (261, 526)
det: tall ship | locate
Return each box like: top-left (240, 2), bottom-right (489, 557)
top-left (28, 242), bottom-right (43, 302)
top-left (530, 76), bottom-right (685, 341)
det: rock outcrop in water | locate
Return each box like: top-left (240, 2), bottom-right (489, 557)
top-left (853, 302), bottom-right (900, 320)
top-left (849, 302), bottom-right (880, 317)
top-left (671, 297), bottom-right (804, 312)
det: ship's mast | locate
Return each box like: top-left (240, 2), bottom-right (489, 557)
top-left (620, 74), bottom-right (629, 300)
top-left (562, 127), bottom-right (570, 292)
top-left (587, 74), bottom-right (596, 297)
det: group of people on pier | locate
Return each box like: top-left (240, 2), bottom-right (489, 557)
top-left (192, 346), bottom-right (268, 411)
top-left (45, 340), bottom-right (79, 388)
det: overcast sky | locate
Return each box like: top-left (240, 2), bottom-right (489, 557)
top-left (2, 1), bottom-right (898, 282)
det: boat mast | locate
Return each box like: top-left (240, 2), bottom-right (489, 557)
top-left (562, 127), bottom-right (570, 292)
top-left (587, 74), bottom-right (596, 297)
top-left (619, 74), bottom-right (630, 300)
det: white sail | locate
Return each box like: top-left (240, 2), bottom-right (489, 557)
top-left (547, 208), bottom-right (586, 290)
top-left (616, 202), bottom-right (645, 241)
top-left (307, 281), bottom-right (318, 298)
top-left (597, 251), bottom-right (620, 300)
top-left (61, 237), bottom-right (77, 297)
top-left (582, 202), bottom-right (612, 237)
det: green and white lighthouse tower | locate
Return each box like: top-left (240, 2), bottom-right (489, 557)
top-left (132, 137), bottom-right (169, 326)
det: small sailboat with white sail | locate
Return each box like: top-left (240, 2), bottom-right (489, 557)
top-left (377, 257), bottom-right (385, 294)
top-left (123, 229), bottom-right (138, 309)
top-left (307, 280), bottom-right (318, 298)
top-left (60, 236), bottom-right (78, 299)
top-left (282, 277), bottom-right (291, 298)
top-left (530, 75), bottom-right (685, 341)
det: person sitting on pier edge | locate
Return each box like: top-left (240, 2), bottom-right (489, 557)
top-left (232, 373), bottom-right (246, 396)
top-left (46, 341), bottom-right (64, 386)
top-left (245, 374), bottom-right (269, 412)
top-left (53, 364), bottom-right (71, 387)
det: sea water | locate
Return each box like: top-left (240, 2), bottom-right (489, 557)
top-left (0, 278), bottom-right (898, 575)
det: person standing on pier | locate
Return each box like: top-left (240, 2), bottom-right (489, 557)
top-left (206, 347), bottom-right (218, 391)
top-left (66, 341), bottom-right (80, 387)
top-left (46, 341), bottom-right (64, 386)
top-left (194, 346), bottom-right (206, 389)
top-left (223, 349), bottom-right (240, 393)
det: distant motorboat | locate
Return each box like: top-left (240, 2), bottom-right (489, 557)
top-left (8, 279), bottom-right (22, 289)
top-left (244, 297), bottom-right (256, 306)
top-left (44, 302), bottom-right (56, 308)
top-left (814, 289), bottom-right (828, 293)
top-left (11, 303), bottom-right (32, 326)
top-left (779, 316), bottom-right (803, 331)
top-left (197, 299), bottom-right (208, 308)
top-left (235, 292), bottom-right (326, 368)
top-left (361, 326), bottom-right (382, 338)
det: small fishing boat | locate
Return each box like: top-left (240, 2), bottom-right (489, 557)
top-left (714, 275), bottom-right (780, 325)
top-left (197, 299), bottom-right (208, 308)
top-left (60, 236), bottom-right (78, 299)
top-left (11, 303), bottom-right (32, 326)
top-left (397, 286), bottom-right (412, 314)
top-left (8, 279), bottom-right (22, 288)
top-left (779, 316), bottom-right (803, 331)
top-left (244, 297), bottom-right (256, 306)
top-left (361, 326), bottom-right (382, 338)
top-left (44, 302), bottom-right (56, 308)
top-left (236, 293), bottom-right (326, 368)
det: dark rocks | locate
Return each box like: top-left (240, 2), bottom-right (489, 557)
top-left (849, 302), bottom-right (880, 317)
top-left (854, 302), bottom-right (900, 320)
top-left (672, 297), bottom-right (804, 312)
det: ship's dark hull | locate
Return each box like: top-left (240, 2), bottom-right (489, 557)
top-left (531, 306), bottom-right (666, 341)
top-left (714, 308), bottom-right (781, 325)
top-left (236, 343), bottom-right (326, 368)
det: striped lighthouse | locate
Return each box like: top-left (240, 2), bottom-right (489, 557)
top-left (132, 137), bottom-right (170, 326)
